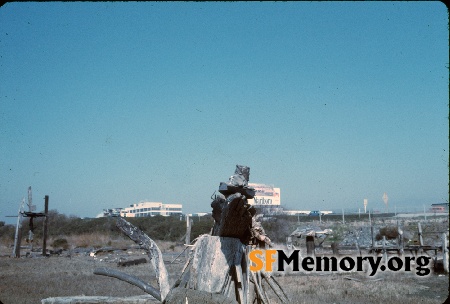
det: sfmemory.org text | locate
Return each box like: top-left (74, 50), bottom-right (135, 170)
top-left (249, 249), bottom-right (432, 276)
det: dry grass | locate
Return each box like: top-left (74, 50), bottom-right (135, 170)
top-left (0, 248), bottom-right (448, 304)
top-left (0, 247), bottom-right (184, 304)
top-left (0, 217), bottom-right (447, 303)
top-left (273, 272), bottom-right (448, 304)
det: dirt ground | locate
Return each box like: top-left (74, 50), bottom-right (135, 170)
top-left (0, 244), bottom-right (448, 304)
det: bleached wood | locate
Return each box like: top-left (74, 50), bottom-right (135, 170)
top-left (94, 267), bottom-right (160, 301)
top-left (116, 217), bottom-right (171, 301)
top-left (41, 295), bottom-right (158, 303)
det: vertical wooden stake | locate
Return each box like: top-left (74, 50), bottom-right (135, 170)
top-left (42, 195), bottom-right (49, 256)
top-left (442, 233), bottom-right (448, 273)
top-left (418, 222), bottom-right (424, 255)
top-left (13, 199), bottom-right (24, 258)
top-left (370, 211), bottom-right (374, 250)
top-left (306, 236), bottom-right (315, 256)
top-left (331, 242), bottom-right (339, 255)
top-left (185, 214), bottom-right (191, 259)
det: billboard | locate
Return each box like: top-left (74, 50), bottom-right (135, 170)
top-left (248, 183), bottom-right (281, 206)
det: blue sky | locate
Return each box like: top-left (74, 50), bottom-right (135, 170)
top-left (0, 2), bottom-right (448, 223)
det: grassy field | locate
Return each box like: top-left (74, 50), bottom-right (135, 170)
top-left (0, 242), bottom-right (448, 304)
top-left (0, 214), bottom-right (448, 303)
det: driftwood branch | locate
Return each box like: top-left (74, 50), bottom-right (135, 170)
top-left (116, 217), bottom-right (171, 301)
top-left (250, 271), bottom-right (268, 304)
top-left (94, 267), bottom-right (161, 301)
top-left (260, 271), bottom-right (289, 303)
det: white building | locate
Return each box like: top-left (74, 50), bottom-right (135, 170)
top-left (120, 202), bottom-right (182, 217)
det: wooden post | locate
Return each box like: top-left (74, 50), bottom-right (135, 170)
top-left (13, 198), bottom-right (24, 258)
top-left (370, 212), bottom-right (374, 250)
top-left (42, 195), bottom-right (49, 256)
top-left (342, 209), bottom-right (345, 224)
top-left (306, 236), bottom-right (315, 256)
top-left (418, 222), bottom-right (424, 254)
top-left (286, 236), bottom-right (292, 253)
top-left (331, 242), bottom-right (339, 255)
top-left (382, 236), bottom-right (387, 265)
top-left (185, 214), bottom-right (191, 259)
top-left (442, 233), bottom-right (448, 273)
top-left (355, 237), bottom-right (361, 256)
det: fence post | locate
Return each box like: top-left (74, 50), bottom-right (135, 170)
top-left (306, 236), bottom-right (315, 256)
top-left (418, 222), bottom-right (424, 249)
top-left (370, 212), bottom-right (374, 251)
top-left (42, 195), bottom-right (49, 256)
top-left (331, 242), bottom-right (339, 255)
top-left (13, 199), bottom-right (24, 258)
top-left (382, 236), bottom-right (387, 265)
top-left (442, 233), bottom-right (448, 273)
top-left (185, 214), bottom-right (191, 259)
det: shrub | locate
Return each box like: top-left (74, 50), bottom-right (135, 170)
top-left (0, 223), bottom-right (15, 245)
top-left (376, 226), bottom-right (399, 241)
top-left (52, 238), bottom-right (69, 250)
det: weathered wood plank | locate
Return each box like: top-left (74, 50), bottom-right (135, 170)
top-left (41, 295), bottom-right (158, 303)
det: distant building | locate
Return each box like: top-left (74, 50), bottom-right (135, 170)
top-left (120, 202), bottom-right (182, 217)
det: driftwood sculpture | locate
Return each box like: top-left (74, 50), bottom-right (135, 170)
top-left (95, 165), bottom-right (288, 304)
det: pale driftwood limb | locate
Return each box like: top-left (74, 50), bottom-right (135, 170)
top-left (257, 271), bottom-right (269, 304)
top-left (232, 265), bottom-right (244, 304)
top-left (116, 217), bottom-right (170, 301)
top-left (170, 235), bottom-right (203, 264)
top-left (250, 271), bottom-right (268, 304)
top-left (170, 246), bottom-right (188, 264)
top-left (260, 272), bottom-right (289, 303)
top-left (94, 267), bottom-right (161, 301)
top-left (221, 271), bottom-right (233, 297)
top-left (41, 295), bottom-right (158, 303)
top-left (173, 251), bottom-right (194, 289)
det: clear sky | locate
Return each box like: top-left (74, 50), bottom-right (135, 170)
top-left (0, 2), bottom-right (448, 223)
